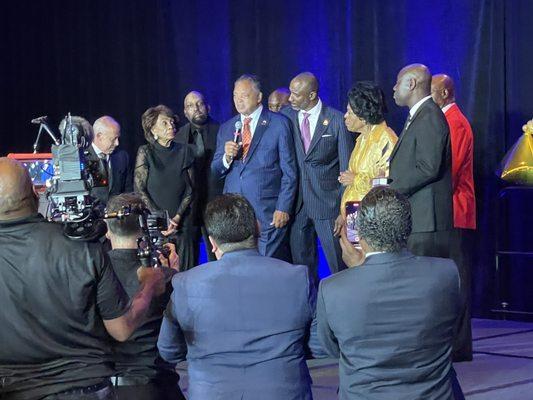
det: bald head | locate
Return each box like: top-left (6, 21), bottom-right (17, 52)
top-left (431, 74), bottom-right (456, 109)
top-left (268, 88), bottom-right (290, 112)
top-left (393, 63), bottom-right (432, 108)
top-left (0, 158), bottom-right (38, 220)
top-left (183, 91), bottom-right (209, 126)
top-left (184, 91), bottom-right (206, 105)
top-left (294, 72), bottom-right (319, 92)
top-left (288, 72), bottom-right (320, 111)
top-left (93, 116), bottom-right (121, 155)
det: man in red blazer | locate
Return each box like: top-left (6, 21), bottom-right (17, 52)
top-left (432, 74), bottom-right (476, 362)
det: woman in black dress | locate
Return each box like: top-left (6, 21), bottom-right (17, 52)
top-left (135, 104), bottom-right (195, 270)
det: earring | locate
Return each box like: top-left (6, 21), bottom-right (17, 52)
top-left (153, 134), bottom-right (158, 140)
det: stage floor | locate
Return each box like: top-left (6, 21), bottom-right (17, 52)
top-left (175, 318), bottom-right (533, 399)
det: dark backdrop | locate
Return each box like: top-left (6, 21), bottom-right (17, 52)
top-left (1, 0), bottom-right (532, 317)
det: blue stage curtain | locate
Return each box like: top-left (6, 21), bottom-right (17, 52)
top-left (1, 0), bottom-right (531, 317)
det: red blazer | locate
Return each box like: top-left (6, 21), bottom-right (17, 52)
top-left (444, 104), bottom-right (476, 229)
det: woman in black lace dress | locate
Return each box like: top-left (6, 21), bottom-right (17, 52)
top-left (135, 104), bottom-right (195, 270)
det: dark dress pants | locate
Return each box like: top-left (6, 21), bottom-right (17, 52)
top-left (42, 381), bottom-right (116, 400)
top-left (290, 207), bottom-right (345, 283)
top-left (449, 228), bottom-right (474, 362)
top-left (115, 383), bottom-right (185, 400)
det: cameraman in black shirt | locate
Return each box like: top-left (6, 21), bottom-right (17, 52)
top-left (104, 193), bottom-right (185, 400)
top-left (0, 158), bottom-right (165, 400)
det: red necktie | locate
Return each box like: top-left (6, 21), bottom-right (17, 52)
top-left (242, 117), bottom-right (252, 159)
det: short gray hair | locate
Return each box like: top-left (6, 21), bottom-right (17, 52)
top-left (357, 186), bottom-right (412, 252)
top-left (235, 74), bottom-right (262, 93)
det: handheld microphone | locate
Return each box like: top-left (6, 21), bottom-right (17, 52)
top-left (233, 121), bottom-right (242, 143)
top-left (228, 121), bottom-right (242, 162)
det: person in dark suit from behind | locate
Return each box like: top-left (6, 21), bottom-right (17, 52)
top-left (86, 116), bottom-right (133, 205)
top-left (282, 72), bottom-right (354, 281)
top-left (175, 91), bottom-right (222, 264)
top-left (313, 186), bottom-right (463, 400)
top-left (211, 74), bottom-right (297, 261)
top-left (104, 193), bottom-right (185, 400)
top-left (390, 64), bottom-right (453, 258)
top-left (158, 194), bottom-right (315, 400)
top-left (432, 74), bottom-right (476, 362)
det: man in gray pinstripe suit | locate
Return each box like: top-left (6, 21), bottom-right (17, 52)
top-left (283, 72), bottom-right (354, 282)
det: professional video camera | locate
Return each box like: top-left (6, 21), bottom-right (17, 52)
top-left (104, 204), bottom-right (171, 268)
top-left (45, 113), bottom-right (106, 241)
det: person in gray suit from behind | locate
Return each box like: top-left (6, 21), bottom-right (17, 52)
top-left (158, 194), bottom-right (316, 400)
top-left (313, 186), bottom-right (462, 400)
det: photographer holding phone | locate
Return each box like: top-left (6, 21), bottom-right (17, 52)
top-left (316, 186), bottom-right (464, 400)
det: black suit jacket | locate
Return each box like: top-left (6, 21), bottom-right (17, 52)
top-left (175, 117), bottom-right (222, 225)
top-left (282, 104), bottom-right (353, 220)
top-left (313, 251), bottom-right (460, 400)
top-left (85, 146), bottom-right (133, 204)
top-left (389, 98), bottom-right (453, 233)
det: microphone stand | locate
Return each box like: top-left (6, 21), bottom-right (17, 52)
top-left (32, 122), bottom-right (61, 153)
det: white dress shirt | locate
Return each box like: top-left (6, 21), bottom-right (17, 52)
top-left (365, 251), bottom-right (386, 258)
top-left (409, 95), bottom-right (432, 119)
top-left (442, 102), bottom-right (455, 114)
top-left (240, 104), bottom-right (264, 138)
top-left (92, 142), bottom-right (108, 161)
top-left (298, 99), bottom-right (322, 140)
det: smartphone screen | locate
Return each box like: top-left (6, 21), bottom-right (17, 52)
top-left (345, 201), bottom-right (360, 245)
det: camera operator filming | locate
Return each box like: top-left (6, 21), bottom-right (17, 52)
top-left (104, 193), bottom-right (184, 400)
top-left (0, 158), bottom-right (165, 400)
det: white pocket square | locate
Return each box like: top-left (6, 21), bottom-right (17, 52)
top-left (321, 134), bottom-right (333, 137)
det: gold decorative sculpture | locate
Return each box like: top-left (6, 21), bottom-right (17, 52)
top-left (500, 119), bottom-right (533, 185)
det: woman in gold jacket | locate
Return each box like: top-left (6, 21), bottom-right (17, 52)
top-left (335, 81), bottom-right (398, 231)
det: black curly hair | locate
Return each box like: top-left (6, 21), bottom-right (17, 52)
top-left (347, 81), bottom-right (387, 125)
top-left (357, 186), bottom-right (411, 252)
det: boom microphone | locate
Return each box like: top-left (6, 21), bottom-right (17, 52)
top-left (31, 116), bottom-right (48, 124)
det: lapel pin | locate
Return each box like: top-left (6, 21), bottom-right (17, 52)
top-left (323, 119), bottom-right (329, 126)
top-left (261, 120), bottom-right (267, 126)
